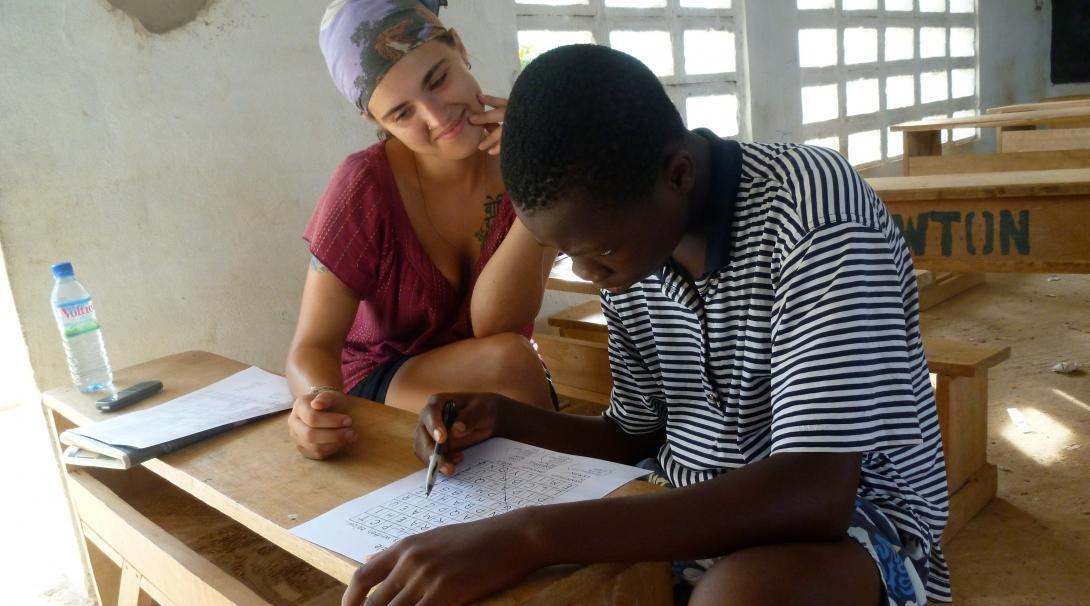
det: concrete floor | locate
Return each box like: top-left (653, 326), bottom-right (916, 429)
top-left (922, 273), bottom-right (1090, 605)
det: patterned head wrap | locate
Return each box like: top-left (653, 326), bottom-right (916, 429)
top-left (319, 0), bottom-right (449, 113)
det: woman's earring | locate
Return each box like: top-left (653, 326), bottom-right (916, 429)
top-left (465, 60), bottom-right (472, 70)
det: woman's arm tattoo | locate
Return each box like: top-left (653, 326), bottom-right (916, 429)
top-left (310, 255), bottom-right (330, 273)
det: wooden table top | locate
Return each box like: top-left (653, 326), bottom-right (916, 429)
top-left (987, 99), bottom-right (1090, 114)
top-left (891, 105), bottom-right (1090, 132)
top-left (867, 167), bottom-right (1090, 201)
top-left (42, 351), bottom-right (663, 602)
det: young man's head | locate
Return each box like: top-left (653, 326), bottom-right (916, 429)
top-left (501, 44), bottom-right (697, 292)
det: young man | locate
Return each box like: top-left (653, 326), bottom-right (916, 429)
top-left (342, 44), bottom-right (949, 606)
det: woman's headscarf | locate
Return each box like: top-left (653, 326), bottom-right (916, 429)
top-left (319, 0), bottom-right (449, 113)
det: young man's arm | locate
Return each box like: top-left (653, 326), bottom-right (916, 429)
top-left (417, 393), bottom-right (860, 559)
top-left (345, 417), bottom-right (861, 606)
top-left (412, 392), bottom-right (664, 475)
top-left (525, 450), bottom-right (861, 562)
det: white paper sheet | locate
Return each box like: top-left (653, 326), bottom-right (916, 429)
top-left (291, 437), bottom-right (649, 561)
top-left (68, 366), bottom-right (292, 448)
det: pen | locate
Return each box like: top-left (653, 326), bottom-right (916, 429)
top-left (425, 400), bottom-right (457, 497)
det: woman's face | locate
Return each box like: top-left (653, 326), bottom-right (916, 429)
top-left (366, 36), bottom-right (485, 159)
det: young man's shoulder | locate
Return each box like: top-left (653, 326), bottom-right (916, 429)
top-left (733, 141), bottom-right (884, 229)
top-left (735, 141), bottom-right (859, 186)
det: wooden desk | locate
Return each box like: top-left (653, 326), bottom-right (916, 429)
top-left (869, 168), bottom-right (1090, 274)
top-left (42, 351), bottom-right (670, 606)
top-left (892, 106), bottom-right (1090, 174)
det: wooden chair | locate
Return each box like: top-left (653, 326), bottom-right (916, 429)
top-left (540, 300), bottom-right (1009, 543)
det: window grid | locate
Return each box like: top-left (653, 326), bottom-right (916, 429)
top-left (515, 0), bottom-right (747, 138)
top-left (797, 0), bottom-right (978, 166)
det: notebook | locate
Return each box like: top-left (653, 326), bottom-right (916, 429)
top-left (60, 366), bottom-right (293, 469)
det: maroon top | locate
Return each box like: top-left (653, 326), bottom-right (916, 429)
top-left (304, 143), bottom-right (530, 390)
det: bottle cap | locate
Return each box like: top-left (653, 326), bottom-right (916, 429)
top-left (51, 262), bottom-right (74, 279)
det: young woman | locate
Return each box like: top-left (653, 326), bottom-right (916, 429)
top-left (286, 0), bottom-right (556, 460)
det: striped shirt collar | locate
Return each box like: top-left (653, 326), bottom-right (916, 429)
top-left (694, 128), bottom-right (743, 276)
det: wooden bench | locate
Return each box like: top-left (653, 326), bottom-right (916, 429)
top-left (540, 300), bottom-right (1009, 543)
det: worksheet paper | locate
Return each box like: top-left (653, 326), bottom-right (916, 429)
top-left (66, 366), bottom-right (292, 448)
top-left (291, 437), bottom-right (649, 560)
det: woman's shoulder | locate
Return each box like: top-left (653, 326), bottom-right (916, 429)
top-left (317, 141), bottom-right (401, 214)
top-left (307, 141), bottom-right (401, 241)
top-left (329, 141), bottom-right (394, 191)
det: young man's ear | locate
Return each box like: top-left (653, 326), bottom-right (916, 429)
top-left (663, 145), bottom-right (696, 196)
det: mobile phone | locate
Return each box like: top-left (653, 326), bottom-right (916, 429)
top-left (95, 380), bottom-right (164, 412)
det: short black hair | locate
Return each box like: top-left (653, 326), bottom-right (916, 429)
top-left (501, 44), bottom-right (686, 214)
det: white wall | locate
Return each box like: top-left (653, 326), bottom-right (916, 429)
top-left (741, 0), bottom-right (805, 143)
top-left (0, 0), bottom-right (519, 391)
top-left (976, 0), bottom-right (1052, 150)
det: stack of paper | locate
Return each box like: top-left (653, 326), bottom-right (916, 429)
top-left (61, 366), bottom-right (292, 469)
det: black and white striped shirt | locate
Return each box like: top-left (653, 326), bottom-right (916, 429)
top-left (602, 132), bottom-right (951, 601)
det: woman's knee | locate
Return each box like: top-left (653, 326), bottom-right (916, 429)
top-left (474, 333), bottom-right (543, 379)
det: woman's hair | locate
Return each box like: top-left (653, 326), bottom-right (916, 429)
top-left (319, 0), bottom-right (450, 112)
top-left (501, 44), bottom-right (686, 215)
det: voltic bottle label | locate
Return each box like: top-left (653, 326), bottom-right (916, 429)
top-left (55, 297), bottom-right (101, 338)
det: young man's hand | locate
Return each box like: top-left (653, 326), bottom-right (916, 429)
top-left (288, 390), bottom-right (356, 459)
top-left (341, 510), bottom-right (543, 606)
top-left (413, 392), bottom-right (508, 475)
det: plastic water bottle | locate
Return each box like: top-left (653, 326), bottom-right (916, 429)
top-left (50, 262), bottom-right (114, 393)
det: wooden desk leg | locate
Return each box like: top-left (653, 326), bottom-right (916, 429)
top-left (84, 540), bottom-right (123, 606)
top-left (903, 130), bottom-right (942, 175)
top-left (119, 562), bottom-right (154, 606)
top-left (935, 371), bottom-right (996, 544)
top-left (42, 406), bottom-right (122, 606)
top-left (936, 373), bottom-right (988, 495)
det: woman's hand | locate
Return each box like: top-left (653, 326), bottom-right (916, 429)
top-left (288, 390), bottom-right (356, 459)
top-left (341, 509), bottom-right (544, 606)
top-left (413, 392), bottom-right (508, 475)
top-left (470, 93), bottom-right (507, 156)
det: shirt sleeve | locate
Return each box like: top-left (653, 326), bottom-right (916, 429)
top-left (769, 220), bottom-right (924, 454)
top-left (601, 293), bottom-right (667, 434)
top-left (303, 151), bottom-right (386, 299)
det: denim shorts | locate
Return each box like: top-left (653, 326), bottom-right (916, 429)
top-left (348, 356), bottom-right (412, 403)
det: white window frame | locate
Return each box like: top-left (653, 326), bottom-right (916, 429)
top-left (514, 0), bottom-right (750, 140)
top-left (796, 0), bottom-right (979, 167)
